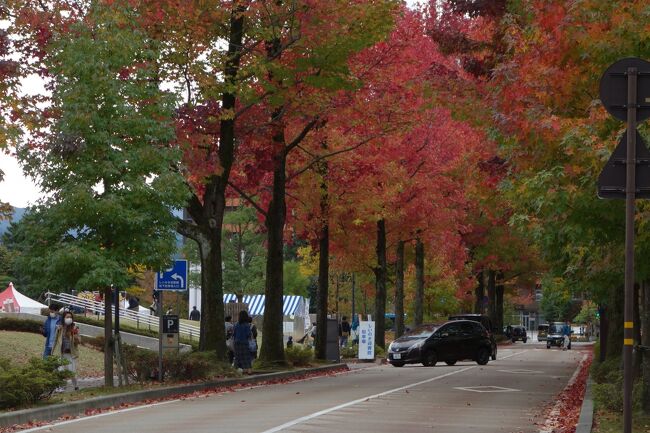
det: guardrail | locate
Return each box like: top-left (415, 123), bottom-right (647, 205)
top-left (45, 292), bottom-right (200, 341)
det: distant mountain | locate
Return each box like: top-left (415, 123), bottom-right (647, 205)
top-left (0, 207), bottom-right (26, 238)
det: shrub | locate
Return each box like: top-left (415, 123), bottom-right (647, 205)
top-left (0, 317), bottom-right (44, 334)
top-left (120, 344), bottom-right (233, 382)
top-left (591, 356), bottom-right (622, 384)
top-left (340, 345), bottom-right (358, 358)
top-left (285, 344), bottom-right (314, 367)
top-left (0, 357), bottom-right (70, 410)
top-left (122, 344), bottom-right (159, 382)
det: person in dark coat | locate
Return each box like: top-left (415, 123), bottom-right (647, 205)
top-left (339, 316), bottom-right (351, 347)
top-left (42, 304), bottom-right (61, 358)
top-left (189, 306), bottom-right (200, 321)
top-left (248, 315), bottom-right (258, 359)
top-left (233, 311), bottom-right (253, 374)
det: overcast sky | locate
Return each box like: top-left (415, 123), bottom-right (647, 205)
top-left (0, 0), bottom-right (427, 208)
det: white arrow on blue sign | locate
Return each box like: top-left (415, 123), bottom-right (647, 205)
top-left (156, 260), bottom-right (188, 291)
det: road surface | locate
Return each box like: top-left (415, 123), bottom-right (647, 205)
top-left (22, 343), bottom-right (588, 433)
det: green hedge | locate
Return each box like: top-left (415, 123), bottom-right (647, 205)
top-left (85, 336), bottom-right (233, 382)
top-left (285, 345), bottom-right (314, 367)
top-left (0, 357), bottom-right (70, 410)
top-left (0, 317), bottom-right (44, 334)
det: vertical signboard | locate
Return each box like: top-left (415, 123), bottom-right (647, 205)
top-left (358, 321), bottom-right (375, 360)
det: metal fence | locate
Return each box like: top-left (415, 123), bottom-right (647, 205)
top-left (45, 292), bottom-right (200, 341)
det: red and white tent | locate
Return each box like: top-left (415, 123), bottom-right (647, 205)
top-left (0, 282), bottom-right (47, 315)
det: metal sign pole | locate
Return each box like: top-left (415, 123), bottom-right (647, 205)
top-left (158, 290), bottom-right (164, 382)
top-left (624, 66), bottom-right (637, 433)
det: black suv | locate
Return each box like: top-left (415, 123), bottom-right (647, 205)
top-left (449, 314), bottom-right (497, 360)
top-left (387, 320), bottom-right (493, 367)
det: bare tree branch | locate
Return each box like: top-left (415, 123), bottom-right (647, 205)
top-left (287, 132), bottom-right (387, 182)
top-left (285, 117), bottom-right (319, 154)
top-left (227, 181), bottom-right (268, 217)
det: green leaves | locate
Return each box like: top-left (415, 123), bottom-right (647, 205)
top-left (12, 2), bottom-right (188, 292)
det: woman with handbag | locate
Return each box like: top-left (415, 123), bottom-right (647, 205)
top-left (233, 310), bottom-right (253, 374)
top-left (51, 311), bottom-right (81, 390)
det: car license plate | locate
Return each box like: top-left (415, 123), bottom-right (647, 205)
top-left (393, 353), bottom-right (401, 360)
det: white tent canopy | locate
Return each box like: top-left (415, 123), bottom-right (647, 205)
top-left (0, 282), bottom-right (47, 315)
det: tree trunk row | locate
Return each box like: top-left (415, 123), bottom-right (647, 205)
top-left (374, 219), bottom-right (387, 349)
top-left (394, 240), bottom-right (405, 339)
top-left (414, 238), bottom-right (424, 326)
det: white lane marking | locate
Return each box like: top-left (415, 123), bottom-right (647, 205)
top-left (497, 369), bottom-right (543, 374)
top-left (258, 350), bottom-right (528, 433)
top-left (454, 385), bottom-right (520, 393)
top-left (17, 399), bottom-right (180, 433)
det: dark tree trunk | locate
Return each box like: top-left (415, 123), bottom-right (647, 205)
top-left (599, 305), bottom-right (608, 363)
top-left (414, 238), bottom-right (424, 326)
top-left (104, 286), bottom-right (113, 387)
top-left (475, 271), bottom-right (484, 314)
top-left (606, 285), bottom-right (624, 360)
top-left (487, 270), bottom-right (496, 327)
top-left (394, 240), bottom-right (405, 338)
top-left (315, 219), bottom-right (329, 360)
top-left (176, 3), bottom-right (246, 356)
top-left (335, 274), bottom-right (340, 317)
top-left (315, 143), bottom-right (329, 360)
top-left (259, 121), bottom-right (288, 365)
top-left (641, 280), bottom-right (650, 413)
top-left (495, 271), bottom-right (504, 334)
top-left (374, 219), bottom-right (387, 349)
top-left (197, 227), bottom-right (225, 354)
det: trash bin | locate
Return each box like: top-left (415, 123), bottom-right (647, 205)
top-left (326, 318), bottom-right (340, 362)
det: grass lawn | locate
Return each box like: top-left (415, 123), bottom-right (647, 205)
top-left (593, 410), bottom-right (650, 432)
top-left (0, 331), bottom-right (105, 377)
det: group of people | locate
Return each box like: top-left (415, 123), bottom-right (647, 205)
top-left (226, 311), bottom-right (258, 374)
top-left (42, 304), bottom-right (81, 390)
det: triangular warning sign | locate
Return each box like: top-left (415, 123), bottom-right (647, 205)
top-left (597, 129), bottom-right (650, 199)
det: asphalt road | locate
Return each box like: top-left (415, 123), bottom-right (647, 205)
top-left (22, 343), bottom-right (588, 433)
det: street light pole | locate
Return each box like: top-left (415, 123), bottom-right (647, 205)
top-left (623, 66), bottom-right (637, 433)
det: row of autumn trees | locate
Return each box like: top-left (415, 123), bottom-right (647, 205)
top-left (436, 0), bottom-right (650, 411)
top-left (5, 0), bottom-right (610, 368)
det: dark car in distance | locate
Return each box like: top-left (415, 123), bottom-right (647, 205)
top-left (449, 314), bottom-right (497, 360)
top-left (509, 325), bottom-right (528, 343)
top-left (387, 320), bottom-right (493, 367)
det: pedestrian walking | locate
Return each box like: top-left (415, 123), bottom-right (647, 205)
top-left (248, 315), bottom-right (258, 359)
top-left (562, 320), bottom-right (571, 350)
top-left (42, 304), bottom-right (60, 358)
top-left (339, 316), bottom-right (351, 347)
top-left (51, 311), bottom-right (81, 390)
top-left (225, 315), bottom-right (235, 364)
top-left (189, 306), bottom-right (201, 321)
top-left (233, 311), bottom-right (253, 374)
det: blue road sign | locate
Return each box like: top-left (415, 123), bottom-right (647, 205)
top-left (156, 260), bottom-right (188, 291)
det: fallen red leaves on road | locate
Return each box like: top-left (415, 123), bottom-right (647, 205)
top-left (1, 366), bottom-right (349, 433)
top-left (538, 351), bottom-right (593, 433)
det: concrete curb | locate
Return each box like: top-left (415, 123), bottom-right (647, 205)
top-left (0, 363), bottom-right (347, 428)
top-left (575, 377), bottom-right (594, 433)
